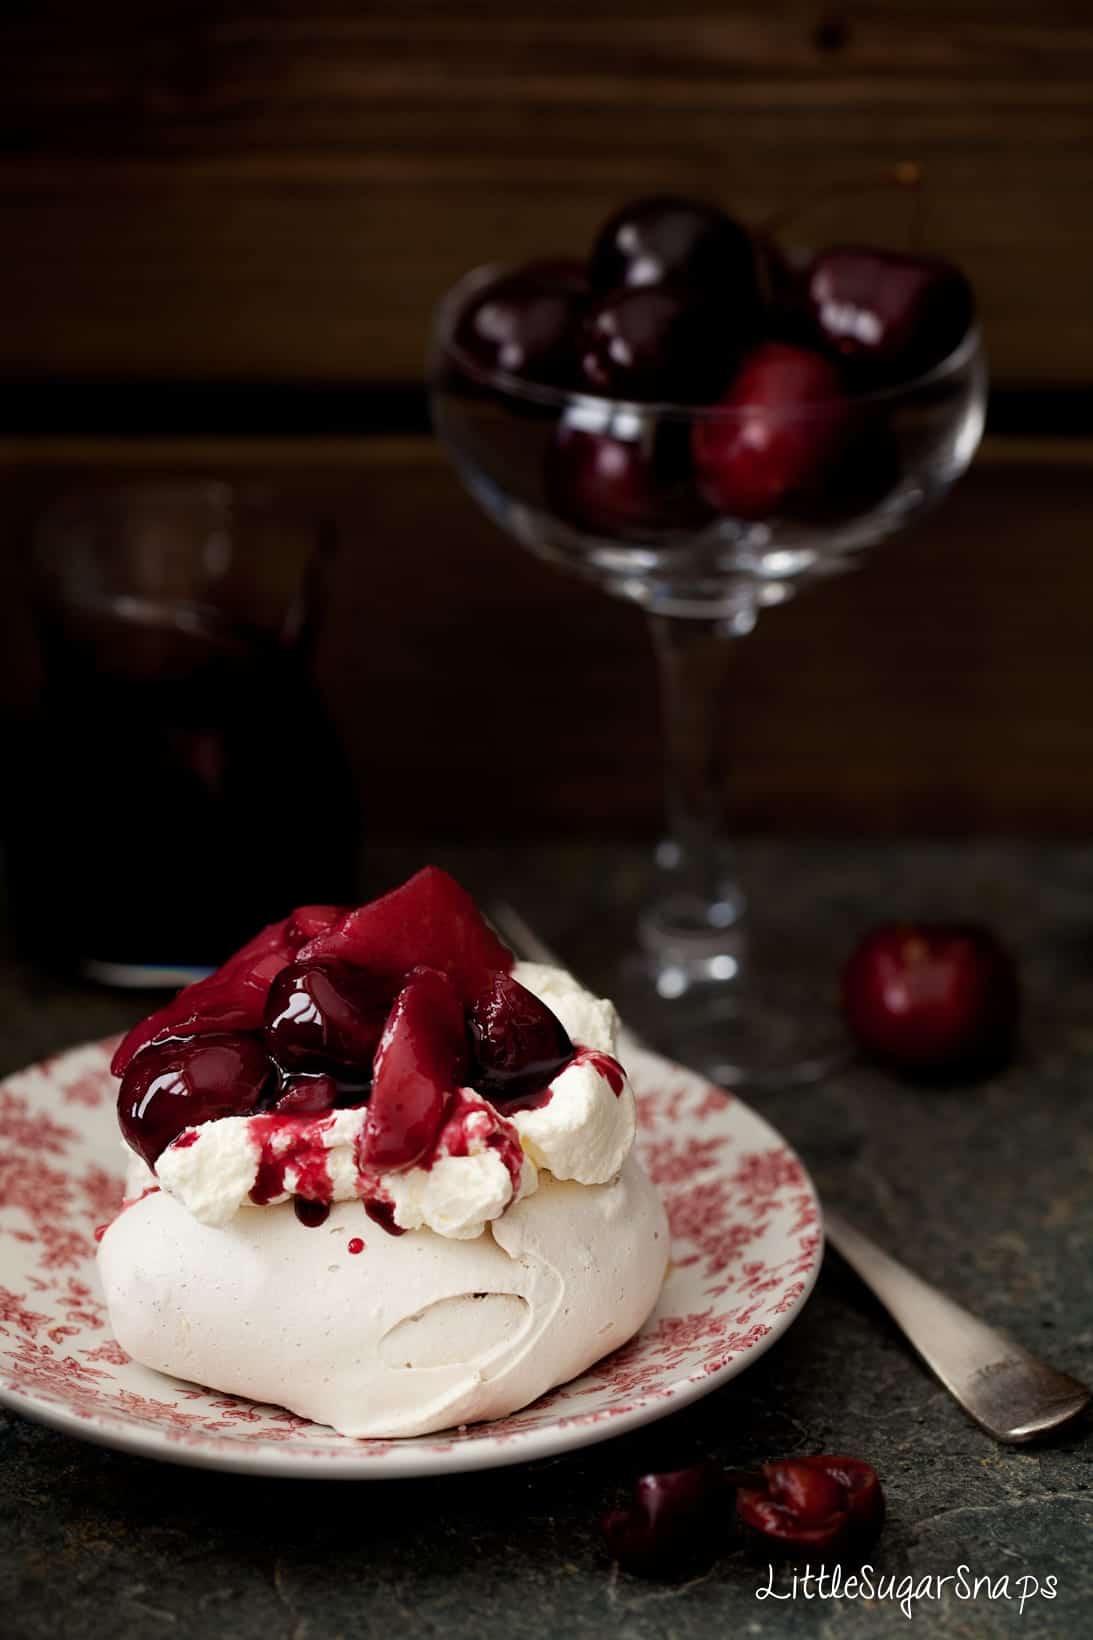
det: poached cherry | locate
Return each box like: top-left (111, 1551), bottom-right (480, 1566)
top-left (269, 1074), bottom-right (342, 1116)
top-left (111, 913), bottom-right (300, 1077)
top-left (693, 342), bottom-right (850, 518)
top-left (842, 923), bottom-right (1018, 1076)
top-left (468, 971), bottom-right (573, 1101)
top-left (358, 966), bottom-right (468, 1172)
top-left (590, 195), bottom-right (758, 307)
top-left (263, 957), bottom-right (392, 1074)
top-left (118, 1033), bottom-right (276, 1166)
top-left (579, 286), bottom-right (737, 404)
top-left (454, 259), bottom-right (588, 387)
top-left (807, 246), bottom-right (974, 383)
top-left (297, 866), bottom-right (513, 1002)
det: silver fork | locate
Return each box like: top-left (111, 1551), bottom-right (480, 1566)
top-left (491, 902), bottom-right (1090, 1445)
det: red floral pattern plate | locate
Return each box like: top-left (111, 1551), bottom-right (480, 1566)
top-left (0, 1034), bottom-right (822, 1477)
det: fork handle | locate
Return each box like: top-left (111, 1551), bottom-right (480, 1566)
top-left (824, 1208), bottom-right (1089, 1443)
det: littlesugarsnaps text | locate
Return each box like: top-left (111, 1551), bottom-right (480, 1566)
top-left (756, 1563), bottom-right (1058, 1620)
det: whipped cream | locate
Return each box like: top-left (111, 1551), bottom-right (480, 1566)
top-left (144, 963), bottom-right (637, 1240)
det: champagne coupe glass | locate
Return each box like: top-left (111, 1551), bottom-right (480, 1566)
top-left (429, 267), bottom-right (986, 1088)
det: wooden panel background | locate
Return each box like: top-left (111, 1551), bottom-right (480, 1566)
top-left (3, 437), bottom-right (1093, 837)
top-left (1, 2), bottom-right (1092, 386)
top-left (2, 2), bottom-right (1093, 836)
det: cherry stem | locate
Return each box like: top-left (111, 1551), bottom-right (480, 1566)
top-left (761, 161), bottom-right (924, 247)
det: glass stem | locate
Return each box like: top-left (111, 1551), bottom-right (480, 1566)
top-left (646, 612), bottom-right (745, 932)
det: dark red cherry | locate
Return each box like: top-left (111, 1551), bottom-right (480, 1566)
top-left (264, 958), bottom-right (392, 1073)
top-left (693, 342), bottom-right (851, 519)
top-left (118, 1033), bottom-right (275, 1166)
top-left (469, 971), bottom-right (573, 1100)
top-left (546, 415), bottom-right (710, 539)
top-left (112, 909), bottom-right (316, 1077)
top-left (842, 923), bottom-right (1018, 1076)
top-left (736, 1456), bottom-right (884, 1556)
top-left (357, 966), bottom-right (468, 1172)
top-left (298, 867), bottom-right (513, 1003)
top-left (454, 259), bottom-right (588, 387)
top-left (784, 419), bottom-right (902, 524)
top-left (590, 195), bottom-right (757, 304)
top-left (807, 246), bottom-right (974, 383)
top-left (579, 286), bottom-right (737, 404)
top-left (601, 1460), bottom-right (728, 1580)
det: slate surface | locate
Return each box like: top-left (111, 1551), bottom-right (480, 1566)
top-left (1, 842), bottom-right (1089, 1639)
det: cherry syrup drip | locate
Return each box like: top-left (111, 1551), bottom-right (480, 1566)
top-left (172, 1129), bottom-right (199, 1149)
top-left (294, 1196), bottom-right (331, 1228)
top-left (347, 1237), bottom-right (365, 1254)
top-left (364, 1197), bottom-right (405, 1237)
top-left (573, 1047), bottom-right (625, 1095)
top-left (247, 1112), bottom-right (336, 1208)
top-left (426, 1091), bottom-right (527, 1197)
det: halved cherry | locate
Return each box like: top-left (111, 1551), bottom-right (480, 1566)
top-left (118, 1033), bottom-right (276, 1166)
top-left (297, 867), bottom-right (512, 1001)
top-left (357, 966), bottom-right (468, 1172)
top-left (468, 971), bottom-right (573, 1100)
top-left (736, 1455), bottom-right (884, 1555)
top-left (264, 958), bottom-right (392, 1073)
top-left (601, 1460), bottom-right (728, 1580)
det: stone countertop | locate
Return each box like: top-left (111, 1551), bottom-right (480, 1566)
top-left (1, 841), bottom-right (1090, 1640)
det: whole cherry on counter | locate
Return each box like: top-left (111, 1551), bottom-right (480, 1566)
top-left (842, 923), bottom-right (1018, 1075)
top-left (807, 246), bottom-right (975, 383)
top-left (693, 341), bottom-right (851, 518)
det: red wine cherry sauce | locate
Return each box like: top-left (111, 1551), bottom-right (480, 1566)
top-left (247, 1112), bottom-right (336, 1207)
top-left (112, 870), bottom-right (597, 1230)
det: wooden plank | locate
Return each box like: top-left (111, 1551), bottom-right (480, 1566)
top-left (3, 437), bottom-right (1093, 836)
top-left (1, 3), bottom-right (1092, 384)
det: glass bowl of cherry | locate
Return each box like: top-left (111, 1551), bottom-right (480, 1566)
top-left (429, 191), bottom-right (987, 1090)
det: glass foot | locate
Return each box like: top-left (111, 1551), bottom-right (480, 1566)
top-left (617, 948), bottom-right (850, 1093)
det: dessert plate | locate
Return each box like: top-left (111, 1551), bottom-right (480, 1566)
top-left (0, 1035), bottom-right (821, 1478)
